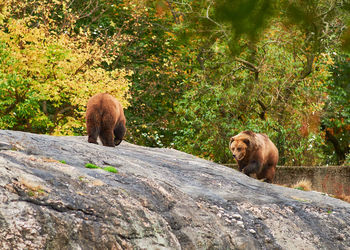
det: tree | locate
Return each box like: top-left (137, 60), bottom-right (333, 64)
top-left (0, 0), bottom-right (131, 134)
top-left (169, 0), bottom-right (349, 165)
top-left (321, 53), bottom-right (350, 164)
top-left (1, 0), bottom-right (348, 166)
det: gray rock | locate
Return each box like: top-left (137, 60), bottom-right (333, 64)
top-left (0, 129), bottom-right (349, 249)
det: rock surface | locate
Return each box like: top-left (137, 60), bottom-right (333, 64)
top-left (0, 130), bottom-right (349, 249)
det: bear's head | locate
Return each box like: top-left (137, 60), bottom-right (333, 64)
top-left (229, 135), bottom-right (250, 161)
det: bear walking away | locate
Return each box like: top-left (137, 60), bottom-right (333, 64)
top-left (86, 93), bottom-right (126, 147)
top-left (229, 131), bottom-right (278, 183)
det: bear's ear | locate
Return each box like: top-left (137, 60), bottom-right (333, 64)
top-left (243, 139), bottom-right (250, 146)
top-left (229, 137), bottom-right (235, 144)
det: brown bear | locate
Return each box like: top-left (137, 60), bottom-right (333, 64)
top-left (229, 131), bottom-right (278, 183)
top-left (86, 93), bottom-right (126, 147)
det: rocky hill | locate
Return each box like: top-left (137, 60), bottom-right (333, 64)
top-left (0, 130), bottom-right (349, 249)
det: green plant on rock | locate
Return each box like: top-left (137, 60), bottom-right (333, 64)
top-left (85, 163), bottom-right (118, 174)
top-left (85, 163), bottom-right (100, 169)
top-left (103, 166), bottom-right (118, 173)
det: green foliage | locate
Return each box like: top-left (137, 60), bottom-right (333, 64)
top-left (0, 0), bottom-right (131, 135)
top-left (321, 53), bottom-right (350, 164)
top-left (107, 4), bottom-right (190, 148)
top-left (169, 0), bottom-right (349, 165)
top-left (59, 160), bottom-right (67, 164)
top-left (1, 0), bottom-right (349, 166)
top-left (57, 0), bottom-right (192, 148)
top-left (214, 0), bottom-right (276, 41)
top-left (172, 21), bottom-right (335, 165)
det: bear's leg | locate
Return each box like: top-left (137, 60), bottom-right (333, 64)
top-left (264, 165), bottom-right (276, 183)
top-left (114, 122), bottom-right (126, 146)
top-left (238, 164), bottom-right (245, 172)
top-left (257, 164), bottom-right (275, 183)
top-left (243, 161), bottom-right (260, 176)
top-left (87, 122), bottom-right (100, 144)
top-left (99, 129), bottom-right (115, 147)
top-left (88, 135), bottom-right (99, 144)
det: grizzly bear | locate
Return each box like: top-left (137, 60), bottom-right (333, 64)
top-left (86, 93), bottom-right (126, 147)
top-left (229, 131), bottom-right (278, 183)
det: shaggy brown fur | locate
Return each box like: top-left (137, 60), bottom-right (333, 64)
top-left (229, 131), bottom-right (278, 183)
top-left (86, 93), bottom-right (126, 147)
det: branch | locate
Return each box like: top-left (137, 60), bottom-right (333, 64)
top-left (165, 0), bottom-right (180, 24)
top-left (257, 100), bottom-right (267, 120)
top-left (77, 0), bottom-right (100, 21)
top-left (323, 127), bottom-right (346, 163)
top-left (204, 2), bottom-right (229, 39)
top-left (73, 58), bottom-right (93, 75)
top-left (235, 57), bottom-right (259, 82)
top-left (50, 105), bottom-right (74, 133)
top-left (317, 1), bottom-right (337, 20)
top-left (197, 47), bottom-right (205, 70)
top-left (235, 58), bottom-right (259, 72)
top-left (219, 65), bottom-right (244, 82)
top-left (299, 53), bottom-right (315, 80)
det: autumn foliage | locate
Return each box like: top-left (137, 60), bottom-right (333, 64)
top-left (0, 0), bottom-right (131, 134)
top-left (0, 0), bottom-right (349, 166)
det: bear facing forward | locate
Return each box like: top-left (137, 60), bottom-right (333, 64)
top-left (86, 93), bottom-right (126, 147)
top-left (229, 131), bottom-right (278, 183)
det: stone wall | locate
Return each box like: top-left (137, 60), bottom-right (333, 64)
top-left (274, 165), bottom-right (350, 196)
top-left (225, 164), bottom-right (350, 196)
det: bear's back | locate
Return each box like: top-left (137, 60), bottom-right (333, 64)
top-left (87, 93), bottom-right (122, 114)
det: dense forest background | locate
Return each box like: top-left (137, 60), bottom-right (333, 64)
top-left (0, 0), bottom-right (349, 166)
